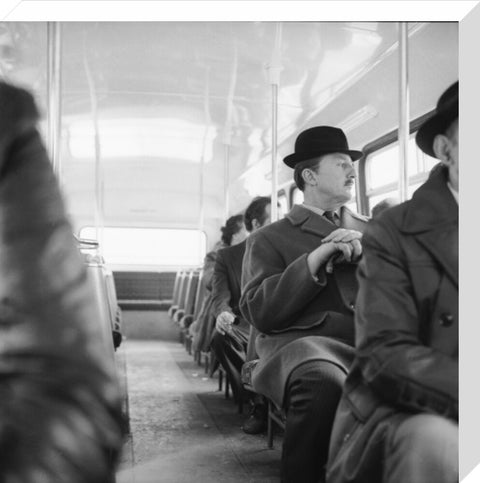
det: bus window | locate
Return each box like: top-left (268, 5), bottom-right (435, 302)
top-left (365, 133), bottom-right (439, 215)
top-left (291, 187), bottom-right (304, 206)
top-left (79, 227), bottom-right (206, 269)
top-left (278, 191), bottom-right (288, 217)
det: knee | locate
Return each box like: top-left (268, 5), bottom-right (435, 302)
top-left (287, 361), bottom-right (346, 412)
top-left (392, 414), bottom-right (458, 470)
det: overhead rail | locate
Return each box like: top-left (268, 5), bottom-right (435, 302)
top-left (398, 22), bottom-right (410, 202)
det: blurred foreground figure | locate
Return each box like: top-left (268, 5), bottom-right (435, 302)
top-left (0, 82), bottom-right (122, 481)
top-left (327, 82), bottom-right (458, 483)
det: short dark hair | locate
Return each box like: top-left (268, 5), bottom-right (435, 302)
top-left (220, 214), bottom-right (245, 246)
top-left (293, 157), bottom-right (321, 191)
top-left (244, 196), bottom-right (271, 232)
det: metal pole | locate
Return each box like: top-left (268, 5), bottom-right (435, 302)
top-left (224, 142), bottom-right (230, 220)
top-left (46, 22), bottom-right (62, 179)
top-left (270, 83), bottom-right (279, 222)
top-left (268, 22), bottom-right (283, 222)
top-left (83, 38), bottom-right (103, 251)
top-left (398, 22), bottom-right (410, 202)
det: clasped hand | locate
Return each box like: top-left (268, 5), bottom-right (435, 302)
top-left (215, 311), bottom-right (235, 335)
top-left (307, 228), bottom-right (363, 276)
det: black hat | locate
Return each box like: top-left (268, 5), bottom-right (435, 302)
top-left (415, 81), bottom-right (458, 158)
top-left (283, 126), bottom-right (363, 168)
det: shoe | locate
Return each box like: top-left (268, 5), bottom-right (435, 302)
top-left (242, 403), bottom-right (267, 435)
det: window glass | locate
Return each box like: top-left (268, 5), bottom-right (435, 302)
top-left (365, 132), bottom-right (440, 214)
top-left (292, 187), bottom-right (304, 205)
top-left (368, 191), bottom-right (400, 214)
top-left (278, 192), bottom-right (288, 217)
top-left (79, 227), bottom-right (206, 268)
top-left (367, 144), bottom-right (399, 189)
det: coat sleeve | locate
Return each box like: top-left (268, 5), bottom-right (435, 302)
top-left (239, 229), bottom-right (327, 334)
top-left (0, 82), bottom-right (123, 482)
top-left (355, 219), bottom-right (458, 420)
top-left (210, 250), bottom-right (233, 318)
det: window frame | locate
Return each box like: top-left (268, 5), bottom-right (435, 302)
top-left (357, 110), bottom-right (435, 215)
top-left (78, 225), bottom-right (207, 270)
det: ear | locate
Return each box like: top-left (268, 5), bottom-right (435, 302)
top-left (432, 134), bottom-right (453, 166)
top-left (301, 168), bottom-right (317, 186)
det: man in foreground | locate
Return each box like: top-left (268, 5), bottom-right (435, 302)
top-left (327, 82), bottom-right (458, 483)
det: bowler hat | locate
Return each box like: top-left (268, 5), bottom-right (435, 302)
top-left (416, 81), bottom-right (458, 158)
top-left (283, 126), bottom-right (363, 168)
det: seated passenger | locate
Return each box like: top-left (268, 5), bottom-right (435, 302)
top-left (191, 215), bottom-right (246, 363)
top-left (240, 126), bottom-right (368, 483)
top-left (326, 82), bottom-right (458, 483)
top-left (0, 82), bottom-right (122, 481)
top-left (370, 196), bottom-right (399, 219)
top-left (210, 196), bottom-right (272, 434)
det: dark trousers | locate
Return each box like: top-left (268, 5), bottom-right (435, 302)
top-left (210, 326), bottom-right (249, 402)
top-left (282, 360), bottom-right (347, 483)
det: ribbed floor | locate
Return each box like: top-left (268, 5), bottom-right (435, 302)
top-left (116, 311), bottom-right (281, 483)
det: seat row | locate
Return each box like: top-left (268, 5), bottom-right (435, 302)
top-left (168, 267), bottom-right (285, 446)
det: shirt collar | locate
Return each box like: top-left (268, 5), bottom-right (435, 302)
top-left (302, 203), bottom-right (340, 219)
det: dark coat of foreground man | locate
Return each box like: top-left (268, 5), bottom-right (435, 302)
top-left (327, 82), bottom-right (458, 483)
top-left (0, 82), bottom-right (122, 482)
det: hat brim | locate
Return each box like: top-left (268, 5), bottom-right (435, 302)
top-left (283, 149), bottom-right (363, 168)
top-left (416, 103), bottom-right (458, 158)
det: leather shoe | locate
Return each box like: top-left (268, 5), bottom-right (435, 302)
top-left (242, 403), bottom-right (267, 435)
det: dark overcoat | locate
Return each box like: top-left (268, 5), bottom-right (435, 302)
top-left (211, 240), bottom-right (249, 336)
top-left (240, 204), bottom-right (368, 406)
top-left (327, 167), bottom-right (458, 483)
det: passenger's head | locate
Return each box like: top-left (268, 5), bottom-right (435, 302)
top-left (220, 214), bottom-right (247, 246)
top-left (244, 196), bottom-right (272, 233)
top-left (416, 81), bottom-right (458, 190)
top-left (371, 197), bottom-right (399, 220)
top-left (284, 126), bottom-right (362, 208)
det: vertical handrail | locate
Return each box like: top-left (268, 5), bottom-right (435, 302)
top-left (398, 22), bottom-right (410, 202)
top-left (83, 34), bottom-right (104, 252)
top-left (199, 67), bottom-right (211, 236)
top-left (223, 142), bottom-right (230, 220)
top-left (46, 22), bottom-right (62, 179)
top-left (270, 82), bottom-right (279, 222)
top-left (267, 22), bottom-right (283, 222)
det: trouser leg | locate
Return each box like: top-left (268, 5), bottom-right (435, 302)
top-left (384, 413), bottom-right (458, 483)
top-left (210, 326), bottom-right (248, 402)
top-left (282, 360), bottom-right (347, 483)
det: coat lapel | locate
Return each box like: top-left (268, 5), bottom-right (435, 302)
top-left (415, 225), bottom-right (458, 287)
top-left (286, 204), bottom-right (337, 238)
top-left (401, 168), bottom-right (458, 287)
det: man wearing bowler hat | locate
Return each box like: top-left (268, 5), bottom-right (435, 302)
top-left (240, 126), bottom-right (368, 482)
top-left (327, 82), bottom-right (458, 483)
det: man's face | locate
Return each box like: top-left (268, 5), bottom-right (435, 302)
top-left (446, 120), bottom-right (458, 190)
top-left (312, 153), bottom-right (356, 204)
top-left (433, 119), bottom-right (458, 191)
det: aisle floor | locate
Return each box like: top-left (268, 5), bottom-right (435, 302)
top-left (116, 311), bottom-right (281, 483)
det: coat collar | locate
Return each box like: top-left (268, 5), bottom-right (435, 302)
top-left (286, 204), bottom-right (366, 237)
top-left (401, 167), bottom-right (458, 286)
top-left (401, 166), bottom-right (458, 235)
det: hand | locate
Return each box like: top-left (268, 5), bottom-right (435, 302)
top-left (321, 228), bottom-right (363, 244)
top-left (215, 311), bottom-right (235, 335)
top-left (322, 229), bottom-right (363, 272)
top-left (308, 230), bottom-right (363, 276)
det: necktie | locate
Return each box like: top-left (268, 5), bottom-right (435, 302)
top-left (323, 211), bottom-right (337, 225)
